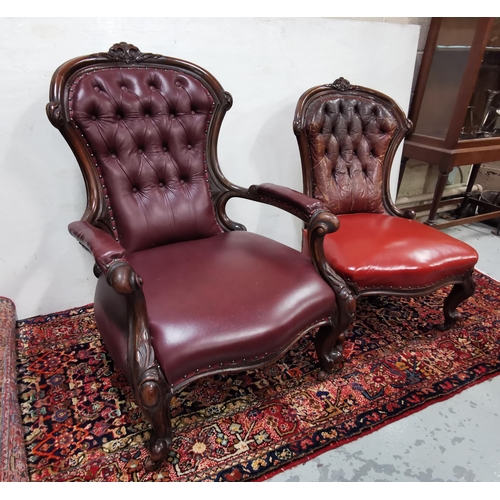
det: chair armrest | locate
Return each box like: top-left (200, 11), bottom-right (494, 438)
top-left (250, 183), bottom-right (325, 222)
top-left (250, 183), bottom-right (354, 324)
top-left (307, 211), bottom-right (356, 333)
top-left (68, 220), bottom-right (127, 273)
top-left (216, 181), bottom-right (356, 330)
top-left (68, 221), bottom-right (143, 295)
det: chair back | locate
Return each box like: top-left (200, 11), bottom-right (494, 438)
top-left (48, 43), bottom-right (232, 253)
top-left (293, 78), bottom-right (411, 215)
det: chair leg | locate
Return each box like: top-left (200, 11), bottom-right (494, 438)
top-left (125, 289), bottom-right (174, 472)
top-left (314, 323), bottom-right (346, 381)
top-left (314, 285), bottom-right (356, 381)
top-left (136, 381), bottom-right (174, 472)
top-left (442, 269), bottom-right (476, 330)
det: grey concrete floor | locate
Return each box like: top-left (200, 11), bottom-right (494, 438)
top-left (269, 222), bottom-right (500, 482)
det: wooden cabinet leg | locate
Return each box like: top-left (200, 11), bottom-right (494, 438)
top-left (426, 167), bottom-right (451, 225)
top-left (457, 163), bottom-right (482, 217)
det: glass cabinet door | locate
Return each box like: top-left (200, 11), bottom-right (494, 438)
top-left (461, 17), bottom-right (500, 139)
top-left (414, 18), bottom-right (480, 139)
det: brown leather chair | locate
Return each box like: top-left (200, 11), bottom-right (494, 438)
top-left (293, 77), bottom-right (478, 332)
top-left (46, 43), bottom-right (349, 471)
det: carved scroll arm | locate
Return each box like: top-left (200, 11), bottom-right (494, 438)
top-left (248, 182), bottom-right (355, 316)
top-left (248, 183), bottom-right (326, 222)
top-left (214, 182), bottom-right (328, 230)
top-left (307, 211), bottom-right (356, 332)
top-left (214, 182), bottom-right (355, 329)
top-left (68, 220), bottom-right (162, 379)
top-left (247, 185), bottom-right (347, 294)
top-left (69, 220), bottom-right (151, 372)
top-left (69, 220), bottom-right (156, 365)
top-left (68, 220), bottom-right (128, 277)
top-left (70, 220), bottom-right (171, 452)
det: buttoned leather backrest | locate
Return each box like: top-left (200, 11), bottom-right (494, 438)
top-left (69, 67), bottom-right (222, 253)
top-left (299, 90), bottom-right (399, 215)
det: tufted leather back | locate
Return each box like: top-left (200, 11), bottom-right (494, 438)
top-left (294, 80), bottom-right (409, 216)
top-left (69, 67), bottom-right (222, 253)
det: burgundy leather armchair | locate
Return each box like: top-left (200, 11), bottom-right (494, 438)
top-left (47, 43), bottom-right (350, 471)
top-left (293, 78), bottom-right (478, 333)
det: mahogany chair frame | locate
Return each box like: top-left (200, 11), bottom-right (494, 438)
top-left (293, 78), bottom-right (476, 329)
top-left (47, 43), bottom-right (355, 470)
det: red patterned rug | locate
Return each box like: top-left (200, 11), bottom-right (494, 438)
top-left (16, 271), bottom-right (500, 482)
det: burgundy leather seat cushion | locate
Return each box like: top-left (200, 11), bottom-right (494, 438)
top-left (95, 231), bottom-right (335, 387)
top-left (323, 213), bottom-right (478, 290)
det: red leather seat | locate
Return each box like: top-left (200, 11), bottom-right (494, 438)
top-left (294, 78), bottom-right (477, 332)
top-left (324, 213), bottom-right (478, 290)
top-left (49, 43), bottom-right (344, 471)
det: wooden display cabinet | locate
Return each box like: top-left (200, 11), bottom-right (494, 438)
top-left (401, 17), bottom-right (500, 230)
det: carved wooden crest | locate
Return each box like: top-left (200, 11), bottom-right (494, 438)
top-left (329, 77), bottom-right (353, 91)
top-left (95, 42), bottom-right (165, 64)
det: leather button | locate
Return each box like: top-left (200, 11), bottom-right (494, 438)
top-left (150, 85), bottom-right (156, 90)
top-left (132, 187), bottom-right (138, 193)
top-left (159, 182), bottom-right (164, 188)
top-left (91, 115), bottom-right (97, 120)
top-left (110, 153), bottom-right (116, 159)
top-left (191, 110), bottom-right (196, 115)
top-left (179, 179), bottom-right (185, 185)
top-left (116, 114), bottom-right (122, 120)
top-left (175, 81), bottom-right (181, 87)
top-left (138, 149), bottom-right (143, 154)
top-left (121, 85), bottom-right (127, 90)
top-left (170, 114), bottom-right (175, 119)
top-left (187, 145), bottom-right (192, 150)
top-left (94, 86), bottom-right (100, 93)
top-left (163, 147), bottom-right (168, 152)
top-left (145, 114), bottom-right (150, 118)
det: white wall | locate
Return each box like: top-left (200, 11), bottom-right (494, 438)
top-left (0, 17), bottom-right (419, 319)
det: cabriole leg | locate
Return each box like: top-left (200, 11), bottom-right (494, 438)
top-left (314, 323), bottom-right (346, 381)
top-left (442, 269), bottom-right (476, 330)
top-left (136, 379), bottom-right (173, 472)
top-left (124, 287), bottom-right (174, 472)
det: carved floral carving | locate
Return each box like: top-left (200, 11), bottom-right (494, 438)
top-left (223, 91), bottom-right (233, 111)
top-left (329, 77), bottom-right (352, 92)
top-left (46, 102), bottom-right (64, 129)
top-left (95, 42), bottom-right (165, 64)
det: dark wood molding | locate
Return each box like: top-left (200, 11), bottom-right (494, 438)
top-left (351, 270), bottom-right (474, 298)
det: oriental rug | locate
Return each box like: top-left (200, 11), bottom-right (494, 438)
top-left (16, 271), bottom-right (500, 482)
top-left (0, 297), bottom-right (28, 481)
